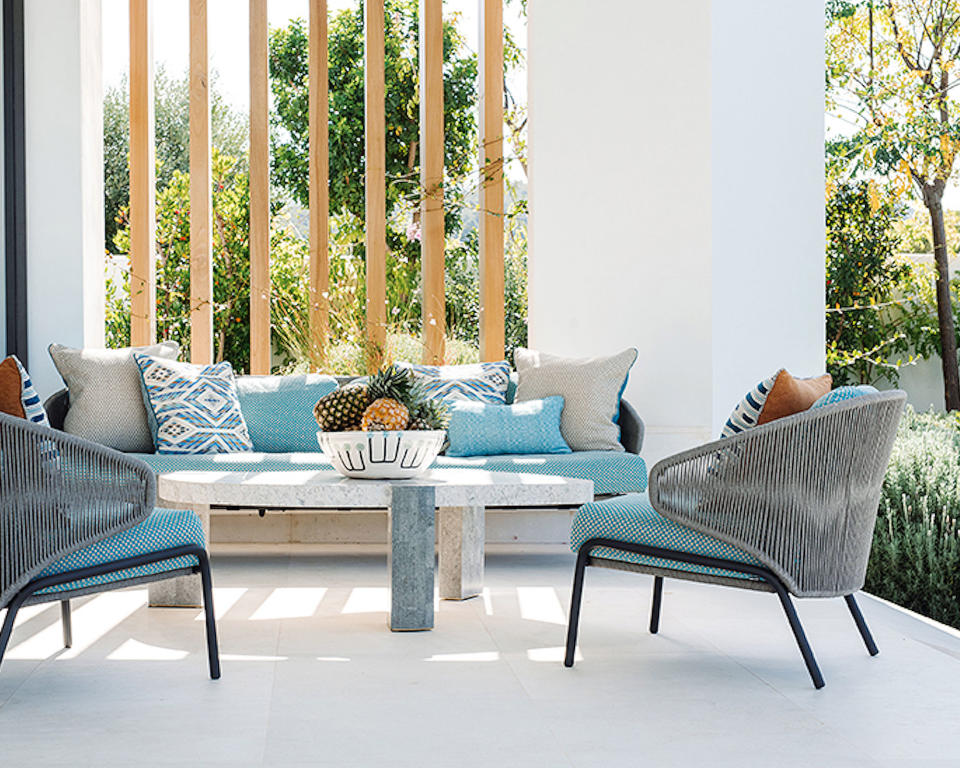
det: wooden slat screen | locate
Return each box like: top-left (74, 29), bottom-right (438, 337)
top-left (309, 0), bottom-right (330, 370)
top-left (249, 0), bottom-right (271, 374)
top-left (129, 0), bottom-right (156, 347)
top-left (364, 0), bottom-right (387, 372)
top-left (189, 0), bottom-right (213, 364)
top-left (419, 0), bottom-right (445, 364)
top-left (125, 0), bottom-right (513, 373)
top-left (478, 0), bottom-right (505, 362)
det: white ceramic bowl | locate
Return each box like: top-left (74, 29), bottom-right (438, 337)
top-left (316, 430), bottom-right (446, 479)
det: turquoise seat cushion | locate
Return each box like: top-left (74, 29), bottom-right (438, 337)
top-left (236, 374), bottom-right (338, 452)
top-left (436, 451), bottom-right (646, 495)
top-left (446, 396), bottom-right (571, 457)
top-left (570, 492), bottom-right (761, 580)
top-left (132, 450), bottom-right (648, 496)
top-left (35, 508), bottom-right (205, 596)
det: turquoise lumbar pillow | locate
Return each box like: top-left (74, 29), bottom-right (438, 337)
top-left (134, 353), bottom-right (253, 454)
top-left (446, 396), bottom-right (571, 458)
top-left (236, 374), bottom-right (338, 452)
top-left (811, 385), bottom-right (878, 409)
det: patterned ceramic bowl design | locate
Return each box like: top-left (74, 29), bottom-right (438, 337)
top-left (316, 430), bottom-right (446, 479)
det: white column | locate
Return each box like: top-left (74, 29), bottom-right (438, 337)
top-left (23, 0), bottom-right (104, 396)
top-left (527, 0), bottom-right (824, 463)
top-left (709, 0), bottom-right (824, 437)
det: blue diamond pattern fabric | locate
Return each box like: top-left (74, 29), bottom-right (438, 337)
top-left (570, 492), bottom-right (761, 580)
top-left (130, 449), bottom-right (648, 496)
top-left (11, 356), bottom-right (50, 426)
top-left (811, 385), bottom-right (878, 409)
top-left (720, 370), bottom-right (781, 438)
top-left (446, 396), bottom-right (571, 457)
top-left (135, 353), bottom-right (253, 454)
top-left (34, 508), bottom-right (205, 596)
top-left (397, 360), bottom-right (511, 404)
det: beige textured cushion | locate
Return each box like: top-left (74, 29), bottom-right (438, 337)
top-left (49, 342), bottom-right (179, 452)
top-left (514, 347), bottom-right (638, 452)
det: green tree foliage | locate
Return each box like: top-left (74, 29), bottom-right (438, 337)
top-left (826, 1), bottom-right (960, 408)
top-left (826, 182), bottom-right (916, 384)
top-left (103, 68), bottom-right (247, 252)
top-left (109, 151), bottom-right (308, 372)
top-left (268, 2), bottom-right (476, 223)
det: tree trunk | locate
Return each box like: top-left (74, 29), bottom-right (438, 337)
top-left (924, 188), bottom-right (960, 410)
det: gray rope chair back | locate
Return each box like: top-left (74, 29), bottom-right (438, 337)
top-left (649, 391), bottom-right (906, 598)
top-left (0, 412), bottom-right (156, 609)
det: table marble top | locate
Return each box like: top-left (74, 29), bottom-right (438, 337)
top-left (157, 467), bottom-right (594, 509)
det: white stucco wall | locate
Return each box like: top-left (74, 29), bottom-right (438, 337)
top-left (528, 0), bottom-right (825, 464)
top-left (23, 0), bottom-right (104, 396)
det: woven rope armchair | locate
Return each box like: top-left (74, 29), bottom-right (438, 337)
top-left (564, 390), bottom-right (906, 689)
top-left (0, 412), bottom-right (220, 678)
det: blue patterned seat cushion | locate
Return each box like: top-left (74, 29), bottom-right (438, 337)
top-left (34, 508), bottom-right (205, 596)
top-left (131, 450), bottom-right (648, 496)
top-left (570, 492), bottom-right (760, 580)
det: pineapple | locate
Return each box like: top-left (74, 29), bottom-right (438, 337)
top-left (367, 365), bottom-right (417, 404)
top-left (313, 384), bottom-right (370, 432)
top-left (361, 397), bottom-right (410, 431)
top-left (408, 397), bottom-right (450, 431)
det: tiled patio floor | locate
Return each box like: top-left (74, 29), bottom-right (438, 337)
top-left (1, 547), bottom-right (959, 767)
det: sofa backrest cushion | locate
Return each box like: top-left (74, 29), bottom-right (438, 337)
top-left (49, 341), bottom-right (179, 451)
top-left (236, 374), bottom-right (338, 452)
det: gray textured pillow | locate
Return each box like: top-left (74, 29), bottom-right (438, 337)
top-left (49, 342), bottom-right (180, 452)
top-left (514, 347), bottom-right (638, 452)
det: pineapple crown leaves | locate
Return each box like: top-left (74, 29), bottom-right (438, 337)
top-left (367, 364), bottom-right (418, 407)
top-left (409, 392), bottom-right (450, 430)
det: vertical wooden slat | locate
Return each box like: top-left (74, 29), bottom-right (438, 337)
top-left (478, 0), bottom-right (504, 361)
top-left (249, 0), bottom-right (271, 374)
top-left (308, 0), bottom-right (330, 370)
top-left (365, 0), bottom-right (387, 372)
top-left (189, 0), bottom-right (213, 364)
top-left (129, 0), bottom-right (156, 346)
top-left (419, 0), bottom-right (444, 365)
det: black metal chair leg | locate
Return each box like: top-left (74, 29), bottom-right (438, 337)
top-left (0, 593), bottom-right (27, 673)
top-left (564, 549), bottom-right (590, 668)
top-left (60, 600), bottom-right (72, 648)
top-left (776, 590), bottom-right (825, 689)
top-left (844, 594), bottom-right (879, 656)
top-left (649, 576), bottom-right (663, 634)
top-left (197, 551), bottom-right (221, 680)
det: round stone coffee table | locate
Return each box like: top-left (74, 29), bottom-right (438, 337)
top-left (152, 468), bottom-right (594, 631)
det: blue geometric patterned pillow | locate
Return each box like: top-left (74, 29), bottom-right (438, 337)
top-left (446, 396), bottom-right (572, 457)
top-left (134, 353), bottom-right (253, 455)
top-left (811, 385), bottom-right (878, 409)
top-left (397, 360), bottom-right (511, 404)
top-left (5, 356), bottom-right (50, 426)
top-left (720, 370), bottom-right (781, 438)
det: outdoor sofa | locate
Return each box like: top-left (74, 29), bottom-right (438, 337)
top-left (44, 373), bottom-right (648, 497)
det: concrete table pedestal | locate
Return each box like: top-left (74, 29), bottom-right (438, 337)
top-left (155, 468), bottom-right (593, 630)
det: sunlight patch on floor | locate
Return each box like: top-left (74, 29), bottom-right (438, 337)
top-left (527, 646), bottom-right (580, 663)
top-left (426, 651), bottom-right (500, 662)
top-left (517, 587), bottom-right (566, 625)
top-left (7, 591), bottom-right (146, 661)
top-left (195, 587), bottom-right (247, 621)
top-left (250, 588), bottom-right (327, 621)
top-left (108, 639), bottom-right (189, 661)
top-left (342, 587), bottom-right (389, 614)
